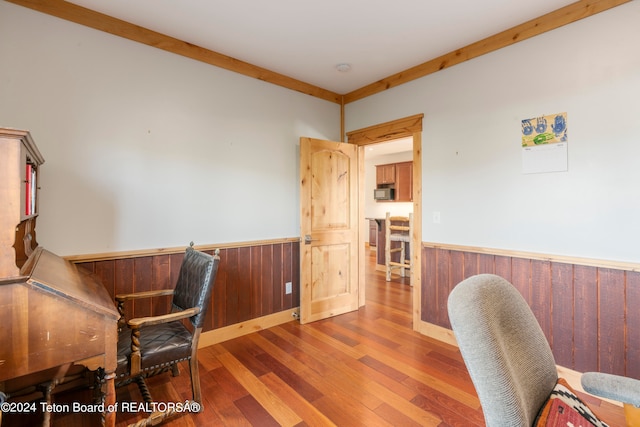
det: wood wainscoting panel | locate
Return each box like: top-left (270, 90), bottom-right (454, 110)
top-left (628, 271), bottom-right (640, 379)
top-left (75, 240), bottom-right (300, 334)
top-left (551, 261), bottom-right (574, 369)
top-left (573, 265), bottom-right (599, 373)
top-left (599, 268), bottom-right (626, 376)
top-left (421, 244), bottom-right (640, 380)
top-left (531, 259), bottom-right (552, 342)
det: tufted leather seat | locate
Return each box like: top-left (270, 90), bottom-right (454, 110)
top-left (115, 322), bottom-right (192, 378)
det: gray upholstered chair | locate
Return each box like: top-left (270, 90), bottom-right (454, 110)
top-left (113, 244), bottom-right (220, 424)
top-left (448, 273), bottom-right (640, 427)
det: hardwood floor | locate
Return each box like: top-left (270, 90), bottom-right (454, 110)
top-left (4, 248), bottom-right (626, 426)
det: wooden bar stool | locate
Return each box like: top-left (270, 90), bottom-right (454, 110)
top-left (385, 212), bottom-right (413, 282)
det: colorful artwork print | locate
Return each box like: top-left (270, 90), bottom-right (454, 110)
top-left (521, 112), bottom-right (567, 147)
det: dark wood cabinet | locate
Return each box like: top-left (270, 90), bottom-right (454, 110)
top-left (369, 220), bottom-right (377, 246)
top-left (394, 161), bottom-right (412, 202)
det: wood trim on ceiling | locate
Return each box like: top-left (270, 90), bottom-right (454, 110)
top-left (342, 0), bottom-right (632, 104)
top-left (6, 0), bottom-right (630, 105)
top-left (5, 0), bottom-right (342, 104)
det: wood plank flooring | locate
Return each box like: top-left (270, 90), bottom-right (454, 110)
top-left (4, 249), bottom-right (627, 426)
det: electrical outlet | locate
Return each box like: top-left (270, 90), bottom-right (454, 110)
top-left (433, 211), bottom-right (441, 224)
top-left (285, 281), bottom-right (292, 294)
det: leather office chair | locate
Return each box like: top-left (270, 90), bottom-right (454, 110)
top-left (448, 274), bottom-right (640, 427)
top-left (384, 212), bottom-right (413, 282)
top-left (112, 244), bottom-right (220, 425)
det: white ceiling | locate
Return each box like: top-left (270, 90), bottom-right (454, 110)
top-left (365, 137), bottom-right (413, 159)
top-left (66, 0), bottom-right (577, 94)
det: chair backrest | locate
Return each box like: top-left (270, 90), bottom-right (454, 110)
top-left (172, 246), bottom-right (220, 329)
top-left (447, 274), bottom-right (558, 427)
top-left (385, 212), bottom-right (412, 241)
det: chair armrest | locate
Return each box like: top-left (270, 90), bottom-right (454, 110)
top-left (581, 372), bottom-right (640, 407)
top-left (115, 289), bottom-right (176, 331)
top-left (125, 306), bottom-right (200, 377)
top-left (127, 307), bottom-right (200, 329)
top-left (115, 289), bottom-right (175, 302)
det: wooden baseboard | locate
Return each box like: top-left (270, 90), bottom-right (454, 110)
top-left (416, 320), bottom-right (457, 346)
top-left (199, 308), bottom-right (299, 348)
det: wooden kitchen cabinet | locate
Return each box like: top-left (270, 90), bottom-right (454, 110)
top-left (394, 161), bottom-right (413, 202)
top-left (376, 163), bottom-right (396, 185)
top-left (375, 161), bottom-right (412, 202)
top-left (369, 219), bottom-right (377, 246)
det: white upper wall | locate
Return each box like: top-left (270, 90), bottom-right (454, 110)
top-left (0, 2), bottom-right (340, 256)
top-left (3, 2), bottom-right (639, 263)
top-left (346, 2), bottom-right (640, 263)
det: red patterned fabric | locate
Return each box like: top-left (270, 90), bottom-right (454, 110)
top-left (535, 378), bottom-right (609, 427)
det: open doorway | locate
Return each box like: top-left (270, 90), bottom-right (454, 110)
top-left (346, 113), bottom-right (423, 331)
top-left (363, 138), bottom-right (414, 313)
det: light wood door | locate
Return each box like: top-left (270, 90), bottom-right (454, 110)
top-left (300, 137), bottom-right (359, 324)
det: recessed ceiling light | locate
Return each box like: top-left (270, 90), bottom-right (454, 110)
top-left (336, 63), bottom-right (351, 72)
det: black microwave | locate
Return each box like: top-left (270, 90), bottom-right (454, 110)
top-left (374, 187), bottom-right (394, 200)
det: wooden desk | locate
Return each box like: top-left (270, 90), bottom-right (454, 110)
top-left (0, 128), bottom-right (118, 425)
top-left (0, 247), bottom-right (118, 426)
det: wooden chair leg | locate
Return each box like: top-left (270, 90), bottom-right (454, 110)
top-left (189, 357), bottom-right (202, 407)
top-left (400, 242), bottom-right (406, 277)
top-left (385, 238), bottom-right (391, 282)
top-left (101, 371), bottom-right (116, 427)
top-left (41, 380), bottom-right (56, 427)
top-left (135, 377), bottom-right (153, 404)
top-left (127, 408), bottom-right (177, 427)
